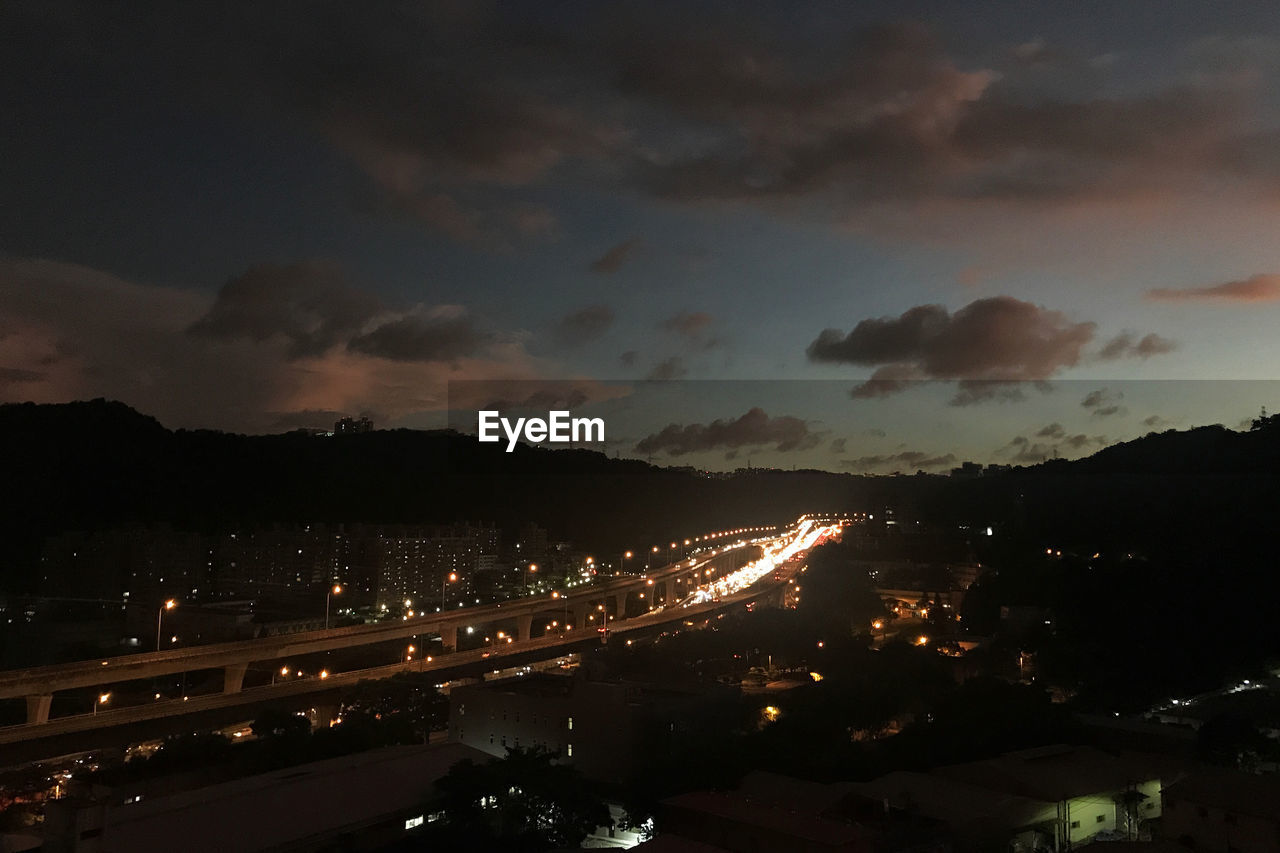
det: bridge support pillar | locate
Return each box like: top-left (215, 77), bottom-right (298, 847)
top-left (223, 662), bottom-right (248, 694)
top-left (572, 603), bottom-right (590, 633)
top-left (614, 592), bottom-right (627, 621)
top-left (310, 702), bottom-right (339, 729)
top-left (25, 694), bottom-right (53, 724)
top-left (516, 614), bottom-right (533, 641)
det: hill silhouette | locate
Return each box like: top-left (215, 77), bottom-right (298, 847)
top-left (0, 400), bottom-right (925, 593)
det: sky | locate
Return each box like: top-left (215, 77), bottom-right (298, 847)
top-left (4, 1), bottom-right (1280, 471)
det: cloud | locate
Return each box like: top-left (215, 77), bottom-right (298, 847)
top-left (1000, 432), bottom-right (1106, 463)
top-left (1147, 273), bottom-right (1280, 303)
top-left (646, 356), bottom-right (687, 381)
top-left (188, 262), bottom-right (381, 359)
top-left (554, 305), bottom-right (615, 347)
top-left (1098, 331), bottom-right (1177, 359)
top-left (829, 437), bottom-right (847, 454)
top-left (447, 379), bottom-right (628, 415)
top-left (0, 367), bottom-right (45, 386)
top-left (1142, 414), bottom-right (1170, 429)
top-left (619, 350), bottom-right (639, 368)
top-left (0, 255), bottom-right (559, 432)
top-left (662, 311), bottom-right (714, 338)
top-left (1081, 388), bottom-right (1126, 418)
top-left (809, 297), bottom-right (1095, 399)
top-left (347, 309), bottom-right (492, 363)
top-left (950, 379), bottom-right (1045, 407)
top-left (590, 240), bottom-right (638, 274)
top-left (18, 6), bottom-right (1280, 247)
top-left (635, 407), bottom-right (821, 456)
top-left (843, 450), bottom-right (956, 472)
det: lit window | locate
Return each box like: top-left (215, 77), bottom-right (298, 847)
top-left (567, 716), bottom-right (574, 730)
top-left (404, 815), bottom-right (424, 830)
top-left (567, 743), bottom-right (573, 757)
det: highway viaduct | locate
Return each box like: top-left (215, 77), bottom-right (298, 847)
top-left (0, 537), bottom-right (768, 730)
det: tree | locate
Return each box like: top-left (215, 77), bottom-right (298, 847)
top-left (428, 747), bottom-right (610, 852)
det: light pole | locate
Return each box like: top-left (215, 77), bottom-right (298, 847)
top-left (648, 546), bottom-right (659, 570)
top-left (94, 692), bottom-right (110, 715)
top-left (441, 571), bottom-right (457, 611)
top-left (525, 563), bottom-right (537, 595)
top-left (620, 551), bottom-right (633, 575)
top-left (156, 599), bottom-right (177, 651)
top-left (325, 584), bottom-right (342, 630)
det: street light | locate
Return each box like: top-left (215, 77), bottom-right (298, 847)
top-left (325, 584), bottom-right (342, 630)
top-left (442, 572), bottom-right (458, 610)
top-left (620, 551), bottom-right (633, 575)
top-left (156, 599), bottom-right (177, 651)
top-left (525, 563), bottom-right (538, 595)
top-left (94, 692), bottom-right (110, 715)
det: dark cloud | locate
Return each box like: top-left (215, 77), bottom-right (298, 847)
top-left (636, 407), bottom-right (821, 457)
top-left (347, 311), bottom-right (491, 363)
top-left (829, 437), bottom-right (847, 454)
top-left (188, 262), bottom-right (380, 359)
top-left (446, 379), bottom-right (627, 417)
top-left (0, 367), bottom-right (45, 385)
top-left (590, 240), bottom-right (638, 274)
top-left (1098, 331), bottom-right (1177, 359)
top-left (1081, 388), bottom-right (1126, 418)
top-left (662, 311), bottom-right (714, 338)
top-left (1001, 430), bottom-right (1107, 464)
top-left (843, 450), bottom-right (956, 472)
top-left (1147, 274), bottom-right (1280, 303)
top-left (619, 350), bottom-right (639, 368)
top-left (620, 20), bottom-right (1280, 219)
top-left (810, 297), bottom-right (1094, 399)
top-left (1142, 414), bottom-right (1170, 429)
top-left (950, 379), bottom-right (1045, 407)
top-left (15, 7), bottom-right (1280, 241)
top-left (646, 356), bottom-right (687, 381)
top-left (554, 305), bottom-right (614, 347)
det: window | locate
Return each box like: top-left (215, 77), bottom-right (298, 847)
top-left (458, 703), bottom-right (465, 716)
top-left (405, 815), bottom-right (424, 830)
top-left (1096, 815), bottom-right (1105, 824)
top-left (568, 716), bottom-right (574, 730)
top-left (567, 743), bottom-right (573, 757)
top-left (1070, 821), bottom-right (1080, 829)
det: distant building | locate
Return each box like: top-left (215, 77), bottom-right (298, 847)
top-left (854, 745), bottom-right (1166, 851)
top-left (1162, 770), bottom-right (1280, 853)
top-left (448, 672), bottom-right (735, 785)
top-left (33, 743), bottom-right (487, 853)
top-left (38, 521), bottom-right (503, 620)
top-left (333, 416), bottom-right (373, 434)
top-left (648, 770), bottom-right (949, 853)
top-left (951, 461), bottom-right (984, 480)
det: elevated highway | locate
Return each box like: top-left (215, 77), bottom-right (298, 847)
top-left (0, 518), bottom-right (837, 739)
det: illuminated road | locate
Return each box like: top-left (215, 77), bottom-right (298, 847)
top-left (0, 516), bottom-right (841, 742)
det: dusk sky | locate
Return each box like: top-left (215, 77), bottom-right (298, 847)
top-left (5, 1), bottom-right (1280, 470)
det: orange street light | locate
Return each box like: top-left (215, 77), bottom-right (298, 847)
top-left (157, 599), bottom-right (178, 651)
top-left (325, 584), bottom-right (343, 629)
